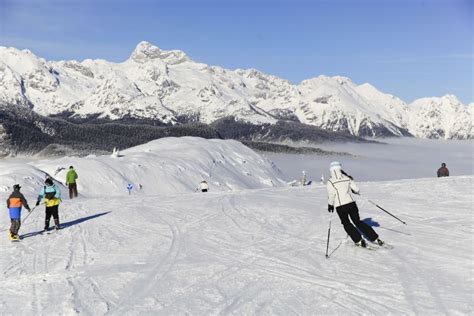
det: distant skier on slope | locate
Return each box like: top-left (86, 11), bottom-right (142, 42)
top-left (66, 165), bottom-right (79, 199)
top-left (326, 161), bottom-right (384, 248)
top-left (300, 171), bottom-right (308, 186)
top-left (6, 184), bottom-right (31, 241)
top-left (36, 178), bottom-right (62, 232)
top-left (198, 180), bottom-right (209, 193)
top-left (437, 163), bottom-right (449, 177)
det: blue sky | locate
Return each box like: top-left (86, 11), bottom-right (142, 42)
top-left (0, 0), bottom-right (472, 103)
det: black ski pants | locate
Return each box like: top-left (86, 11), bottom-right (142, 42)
top-left (45, 205), bottom-right (60, 229)
top-left (68, 183), bottom-right (78, 199)
top-left (336, 202), bottom-right (378, 243)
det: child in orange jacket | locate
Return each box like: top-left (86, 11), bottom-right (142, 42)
top-left (6, 184), bottom-right (31, 240)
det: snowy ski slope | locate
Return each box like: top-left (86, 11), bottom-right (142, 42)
top-left (0, 138), bottom-right (472, 314)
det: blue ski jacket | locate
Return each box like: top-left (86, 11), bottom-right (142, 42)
top-left (37, 184), bottom-right (62, 207)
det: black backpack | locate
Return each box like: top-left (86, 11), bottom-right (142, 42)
top-left (44, 186), bottom-right (56, 199)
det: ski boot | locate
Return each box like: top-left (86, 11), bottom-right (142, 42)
top-left (54, 218), bottom-right (60, 230)
top-left (376, 238), bottom-right (384, 246)
top-left (355, 239), bottom-right (367, 248)
top-left (9, 232), bottom-right (20, 241)
top-left (43, 220), bottom-right (50, 233)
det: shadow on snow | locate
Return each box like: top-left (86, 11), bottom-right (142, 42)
top-left (362, 217), bottom-right (411, 236)
top-left (362, 217), bottom-right (380, 227)
top-left (61, 211), bottom-right (111, 229)
top-left (21, 211), bottom-right (111, 240)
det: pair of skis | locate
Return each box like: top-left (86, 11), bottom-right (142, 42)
top-left (355, 241), bottom-right (394, 251)
top-left (325, 239), bottom-right (394, 258)
top-left (42, 228), bottom-right (61, 235)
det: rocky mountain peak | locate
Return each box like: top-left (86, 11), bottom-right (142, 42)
top-left (129, 41), bottom-right (190, 65)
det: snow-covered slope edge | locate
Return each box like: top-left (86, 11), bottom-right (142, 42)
top-left (0, 137), bottom-right (285, 196)
top-left (0, 42), bottom-right (472, 139)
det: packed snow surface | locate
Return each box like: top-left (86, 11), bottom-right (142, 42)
top-left (0, 138), bottom-right (472, 314)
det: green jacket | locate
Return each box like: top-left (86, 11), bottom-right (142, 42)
top-left (66, 169), bottom-right (78, 184)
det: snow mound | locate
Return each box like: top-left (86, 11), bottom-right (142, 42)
top-left (1, 137), bottom-right (285, 197)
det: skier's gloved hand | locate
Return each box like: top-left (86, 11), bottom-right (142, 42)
top-left (35, 200), bottom-right (40, 206)
top-left (27, 207), bottom-right (31, 212)
top-left (328, 204), bottom-right (334, 213)
top-left (351, 189), bottom-right (360, 195)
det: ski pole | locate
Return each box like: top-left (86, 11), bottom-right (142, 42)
top-left (367, 199), bottom-right (407, 225)
top-left (325, 211), bottom-right (334, 258)
top-left (22, 204), bottom-right (40, 226)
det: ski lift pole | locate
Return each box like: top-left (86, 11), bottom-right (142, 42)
top-left (367, 199), bottom-right (407, 225)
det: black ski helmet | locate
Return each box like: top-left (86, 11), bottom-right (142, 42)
top-left (45, 178), bottom-right (54, 186)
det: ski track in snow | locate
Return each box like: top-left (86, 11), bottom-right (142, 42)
top-left (0, 177), bottom-right (473, 314)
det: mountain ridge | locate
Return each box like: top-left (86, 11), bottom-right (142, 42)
top-left (0, 41), bottom-right (472, 139)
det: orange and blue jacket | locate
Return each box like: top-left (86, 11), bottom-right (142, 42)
top-left (7, 191), bottom-right (30, 219)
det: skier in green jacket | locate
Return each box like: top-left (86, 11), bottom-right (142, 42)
top-left (66, 166), bottom-right (78, 199)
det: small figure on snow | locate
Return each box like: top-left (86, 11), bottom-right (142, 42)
top-left (127, 183), bottom-right (134, 195)
top-left (66, 166), bottom-right (79, 199)
top-left (300, 171), bottom-right (308, 186)
top-left (437, 163), bottom-right (449, 177)
top-left (326, 161), bottom-right (384, 248)
top-left (111, 147), bottom-right (121, 158)
top-left (198, 180), bottom-right (209, 193)
top-left (6, 184), bottom-right (31, 241)
top-left (36, 178), bottom-right (62, 232)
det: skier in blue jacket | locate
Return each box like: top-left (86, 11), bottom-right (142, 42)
top-left (36, 178), bottom-right (62, 231)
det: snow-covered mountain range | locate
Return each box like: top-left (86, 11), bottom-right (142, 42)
top-left (0, 41), bottom-right (472, 139)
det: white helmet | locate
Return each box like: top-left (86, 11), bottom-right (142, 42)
top-left (329, 161), bottom-right (343, 179)
top-left (329, 161), bottom-right (342, 172)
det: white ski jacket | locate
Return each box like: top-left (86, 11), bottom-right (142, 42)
top-left (326, 168), bottom-right (359, 208)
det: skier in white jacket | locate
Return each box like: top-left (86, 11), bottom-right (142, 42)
top-left (326, 161), bottom-right (384, 248)
top-left (198, 180), bottom-right (209, 193)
